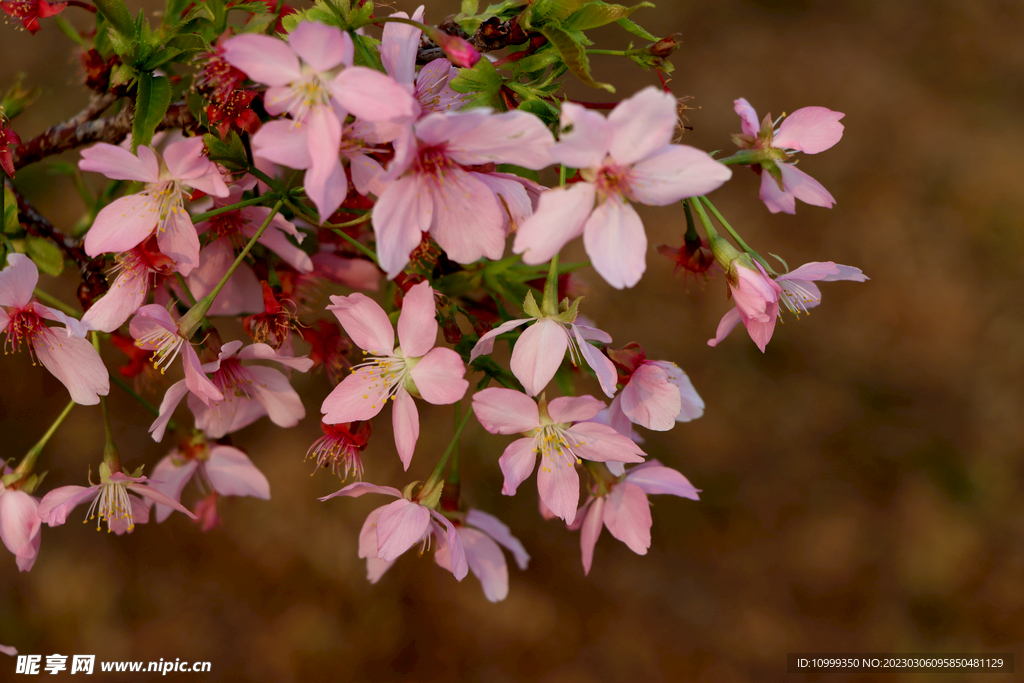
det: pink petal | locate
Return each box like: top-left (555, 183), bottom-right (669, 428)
top-left (471, 172), bottom-right (536, 232)
top-left (547, 394), bottom-right (605, 424)
top-left (760, 170), bottom-right (796, 214)
top-left (567, 421), bottom-right (645, 463)
top-left (0, 490), bottom-right (40, 559)
top-left (78, 143), bottom-right (160, 182)
top-left (358, 505), bottom-right (386, 558)
top-left (148, 380), bottom-right (189, 442)
top-left (32, 303), bottom-right (87, 339)
top-left (579, 496), bottom-right (604, 575)
top-left (326, 292), bottom-right (394, 355)
top-left (381, 10), bottom-right (420, 84)
top-left (156, 209), bottom-right (201, 276)
top-left (397, 281), bottom-right (437, 357)
top-left (38, 485), bottom-right (97, 526)
top-left (34, 328), bottom-right (109, 405)
top-left (304, 107), bottom-right (348, 220)
top-left (371, 175), bottom-right (433, 278)
top-left (779, 163), bottom-right (835, 209)
top-left (441, 110), bottom-right (554, 170)
top-left (182, 343), bottom-right (224, 405)
top-left (626, 464), bottom-right (700, 499)
top-left (392, 388), bottom-right (420, 470)
top-left (742, 309), bottom-right (778, 353)
top-left (205, 445), bottom-right (270, 499)
top-left (498, 438), bottom-right (538, 496)
top-left (320, 482), bottom-right (403, 502)
top-left (431, 511), bottom-right (469, 581)
top-left (513, 183), bottom-right (596, 266)
top-left (472, 387), bottom-right (539, 434)
top-left (246, 365), bottom-right (306, 428)
top-left (331, 66), bottom-right (417, 122)
top-left (408, 347), bottom-right (468, 405)
top-left (649, 361), bottom-right (704, 422)
top-left (251, 120), bottom-right (313, 169)
top-left (221, 33), bottom-right (303, 86)
top-left (0, 253), bottom-right (38, 308)
top-left (163, 138), bottom-right (223, 189)
top-left (15, 530), bottom-right (39, 571)
top-left (602, 481), bottom-right (651, 555)
top-left (510, 319), bottom-right (568, 397)
top-left (707, 307), bottom-right (742, 348)
top-left (626, 145), bottom-right (732, 206)
top-left (320, 370), bottom-right (389, 423)
top-left (236, 343), bottom-right (315, 372)
top-left (469, 318), bottom-right (530, 362)
top-left (773, 107), bottom-right (845, 154)
top-left (127, 482), bottom-right (198, 519)
top-left (778, 261), bottom-right (839, 281)
top-left (571, 324), bottom-right (618, 398)
top-left (249, 213), bottom-right (314, 273)
top-left (733, 98), bottom-right (760, 138)
top-left (428, 169), bottom-right (506, 264)
top-left (825, 264), bottom-right (868, 282)
top-left (0, 644), bottom-right (16, 656)
top-left (457, 527), bottom-right (509, 601)
top-left (552, 103), bottom-right (613, 169)
top-left (187, 240), bottom-right (262, 315)
top-left (537, 456), bottom-right (580, 524)
top-left (84, 194), bottom-right (158, 257)
top-left (81, 266), bottom-right (148, 333)
top-left (583, 196), bottom-right (647, 289)
top-left (312, 253), bottom-right (381, 290)
top-left (620, 363), bottom-right (681, 431)
top-left (607, 87), bottom-right (678, 166)
top-left (147, 453), bottom-right (198, 522)
top-left (129, 303), bottom-right (176, 338)
top-left (465, 508), bottom-right (530, 570)
top-left (367, 557), bottom-right (396, 583)
top-left (288, 21), bottom-right (351, 72)
top-left (376, 498), bottom-right (431, 561)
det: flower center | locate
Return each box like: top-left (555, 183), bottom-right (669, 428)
top-left (3, 308), bottom-right (45, 361)
top-left (414, 145), bottom-right (456, 182)
top-left (583, 160), bottom-right (630, 199)
top-left (140, 180), bottom-right (185, 234)
top-left (274, 68), bottom-right (334, 123)
top-left (134, 327), bottom-right (187, 374)
top-left (535, 424), bottom-right (584, 472)
top-left (779, 280), bottom-right (821, 316)
top-left (351, 351), bottom-right (411, 410)
top-left (85, 482), bottom-right (135, 532)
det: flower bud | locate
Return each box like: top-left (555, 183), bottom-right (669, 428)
top-left (426, 28), bottom-right (481, 68)
top-left (647, 34), bottom-right (680, 59)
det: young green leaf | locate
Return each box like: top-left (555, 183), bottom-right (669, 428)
top-left (132, 73), bottom-right (172, 152)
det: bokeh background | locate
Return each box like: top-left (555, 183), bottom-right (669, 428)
top-left (3, 0), bottom-right (1023, 680)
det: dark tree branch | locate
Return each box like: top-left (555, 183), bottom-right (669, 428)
top-left (417, 15), bottom-right (534, 64)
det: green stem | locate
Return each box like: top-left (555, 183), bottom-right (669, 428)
top-left (190, 194), bottom-right (274, 223)
top-left (331, 226), bottom-right (378, 264)
top-left (92, 331), bottom-right (120, 471)
top-left (15, 400), bottom-right (75, 476)
top-left (541, 253), bottom-right (559, 317)
top-left (174, 273), bottom-right (197, 306)
top-left (422, 401), bottom-right (474, 494)
top-left (109, 372), bottom-right (170, 425)
top-left (33, 289), bottom-right (79, 317)
top-left (682, 198), bottom-right (699, 243)
top-left (283, 196), bottom-right (323, 227)
top-left (586, 48), bottom-right (643, 56)
top-left (205, 200), bottom-right (284, 306)
top-left (697, 196), bottom-right (773, 272)
top-left (448, 402), bottom-right (461, 485)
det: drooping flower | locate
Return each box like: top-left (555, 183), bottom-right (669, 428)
top-left (306, 420), bottom-right (372, 479)
top-left (606, 343), bottom-right (704, 431)
top-left (0, 476), bottom-right (41, 572)
top-left (731, 98), bottom-right (845, 214)
top-left (149, 339), bottom-right (313, 441)
top-left (371, 108), bottom-right (554, 278)
top-left (709, 261), bottom-right (867, 351)
top-left (81, 236), bottom-right (176, 333)
top-left (129, 304), bottom-right (223, 407)
top-left (706, 252), bottom-right (782, 353)
top-left (147, 441), bottom-right (271, 523)
top-left (222, 21), bottom-right (417, 219)
top-left (0, 0), bottom-right (66, 34)
top-left (321, 281), bottom-right (468, 469)
top-left (469, 291), bottom-right (617, 398)
top-left (442, 508), bottom-right (530, 602)
top-left (472, 389), bottom-right (646, 523)
top-left (38, 464), bottom-right (196, 535)
top-left (573, 459), bottom-right (700, 575)
top-left (79, 137), bottom-right (230, 275)
top-left (513, 87), bottom-right (732, 289)
top-left (0, 253), bottom-right (109, 405)
top-left (321, 481), bottom-right (469, 582)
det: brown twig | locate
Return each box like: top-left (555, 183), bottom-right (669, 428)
top-left (8, 179), bottom-right (89, 268)
top-left (417, 15), bottom-right (534, 64)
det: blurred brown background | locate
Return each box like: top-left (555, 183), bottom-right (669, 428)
top-left (2, 0), bottom-right (1023, 680)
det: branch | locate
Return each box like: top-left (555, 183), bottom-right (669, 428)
top-left (8, 180), bottom-right (89, 268)
top-left (417, 15), bottom-right (533, 64)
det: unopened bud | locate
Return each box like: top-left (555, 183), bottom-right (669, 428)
top-left (426, 28), bottom-right (481, 68)
top-left (647, 34), bottom-right (680, 59)
top-left (443, 315), bottom-right (462, 344)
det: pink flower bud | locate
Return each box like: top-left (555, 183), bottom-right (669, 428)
top-left (427, 28), bottom-right (481, 68)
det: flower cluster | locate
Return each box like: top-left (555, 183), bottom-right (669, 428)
top-left (0, 1), bottom-right (864, 608)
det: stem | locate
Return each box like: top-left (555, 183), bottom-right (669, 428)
top-left (109, 373), bottom-right (170, 425)
top-left (697, 196), bottom-right (773, 272)
top-left (330, 226), bottom-right (378, 264)
top-left (32, 288), bottom-right (80, 317)
top-left (174, 273), bottom-right (197, 306)
top-left (422, 401), bottom-right (474, 494)
top-left (586, 48), bottom-right (643, 56)
top-left (93, 331), bottom-right (121, 472)
top-left (189, 194), bottom-right (274, 223)
top-left (205, 200), bottom-right (284, 306)
top-left (682, 198), bottom-right (699, 243)
top-left (541, 253), bottom-right (560, 316)
top-left (448, 403), bottom-right (461, 485)
top-left (15, 400), bottom-right (75, 476)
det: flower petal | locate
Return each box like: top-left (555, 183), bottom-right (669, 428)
top-left (320, 368), bottom-right (389, 423)
top-left (84, 194), bottom-right (158, 257)
top-left (148, 380), bottom-right (189, 442)
top-left (78, 143), bottom-right (160, 182)
top-left (326, 292), bottom-right (394, 355)
top-left (0, 490), bottom-right (40, 559)
top-left (221, 33), bottom-right (303, 86)
top-left (620, 363), bottom-right (681, 431)
top-left (205, 446), bottom-right (271, 499)
top-left (0, 253), bottom-right (38, 308)
top-left (457, 527), bottom-right (509, 601)
top-left (510, 319), bottom-right (568, 397)
top-left (553, 103), bottom-right (613, 169)
top-left (246, 365), bottom-right (306, 429)
top-left (431, 511), bottom-right (469, 581)
top-left (408, 347), bottom-right (468, 405)
top-left (331, 66), bottom-right (417, 122)
top-left (583, 196), bottom-right (647, 289)
top-left (733, 98), bottom-right (760, 138)
top-left (34, 328), bottom-right (110, 405)
top-left (380, 10), bottom-right (421, 84)
top-left (303, 107), bottom-right (348, 220)
top-left (147, 453), bottom-right (198, 523)
top-left (760, 170), bottom-right (796, 214)
top-left (251, 120), bottom-right (313, 169)
top-left (38, 485), bottom-right (97, 526)
top-left (602, 481), bottom-right (651, 555)
top-left (626, 145), bottom-right (732, 206)
top-left (567, 421), bottom-right (645, 463)
top-left (397, 281), bottom-right (437, 358)
top-left (392, 388), bottom-right (420, 470)
top-left (319, 482), bottom-right (402, 502)
top-left (498, 438), bottom-right (538, 496)
top-left (537, 456), bottom-right (580, 524)
top-left (579, 496), bottom-right (604, 575)
top-left (376, 498), bottom-right (431, 561)
top-left (625, 464), bottom-right (700, 499)
top-left (465, 508), bottom-right (530, 570)
top-left (371, 176), bottom-right (433, 279)
top-left (472, 387), bottom-right (539, 434)
top-left (707, 307), bottom-right (742, 348)
top-left (442, 110), bottom-right (554, 170)
top-left (289, 21), bottom-right (351, 73)
top-left (127, 482), bottom-right (198, 519)
top-left (513, 183), bottom-right (596, 266)
top-left (469, 318), bottom-right (530, 362)
top-left (547, 394), bottom-right (605, 424)
top-left (428, 169), bottom-right (506, 264)
top-left (650, 361), bottom-right (704, 422)
top-left (773, 107), bottom-right (845, 154)
top-left (572, 324), bottom-right (618, 398)
top-left (607, 87), bottom-right (678, 166)
top-left (156, 209), bottom-right (201, 276)
top-left (779, 162), bottom-right (835, 209)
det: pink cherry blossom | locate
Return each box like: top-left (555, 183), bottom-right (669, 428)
top-left (472, 389), bottom-right (645, 523)
top-left (573, 459), bottom-right (699, 574)
top-left (708, 259), bottom-right (782, 353)
top-left (79, 137), bottom-right (229, 275)
top-left (733, 98), bottom-right (844, 214)
top-left (371, 108), bottom-right (554, 278)
top-left (147, 443), bottom-right (270, 523)
top-left (514, 87), bottom-right (732, 289)
top-left (607, 344), bottom-right (704, 431)
top-left (223, 21), bottom-right (416, 219)
top-left (380, 7), bottom-right (467, 118)
top-left (82, 237), bottom-right (176, 333)
top-left (320, 481), bottom-right (469, 583)
top-left (129, 304), bottom-right (223, 407)
top-left (709, 261), bottom-right (867, 351)
top-left (0, 253), bottom-right (109, 405)
top-left (38, 469), bottom-right (196, 535)
top-left (436, 508), bottom-right (530, 602)
top-left (321, 281), bottom-right (468, 469)
top-left (0, 478), bottom-right (42, 572)
top-left (470, 305), bottom-right (617, 398)
top-left (149, 339), bottom-right (313, 442)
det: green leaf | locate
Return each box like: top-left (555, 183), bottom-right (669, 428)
top-left (541, 25), bottom-right (614, 91)
top-left (4, 186), bottom-right (19, 233)
top-left (509, 48), bottom-right (563, 76)
top-left (93, 0), bottom-right (135, 38)
top-left (563, 1), bottom-right (652, 31)
top-left (203, 132), bottom-right (249, 173)
top-left (132, 73), bottom-right (172, 152)
top-left (449, 57), bottom-right (505, 109)
top-left (461, 0), bottom-right (479, 14)
top-left (165, 0), bottom-right (191, 21)
top-left (25, 236), bottom-right (64, 276)
top-left (166, 33), bottom-right (209, 52)
top-left (515, 98), bottom-right (561, 126)
top-left (140, 47), bottom-right (184, 71)
top-left (54, 16), bottom-right (89, 48)
top-left (616, 16), bottom-right (658, 41)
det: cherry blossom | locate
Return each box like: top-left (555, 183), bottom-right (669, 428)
top-left (607, 343), bottom-right (704, 431)
top-left (0, 478), bottom-right (41, 572)
top-left (79, 137), bottom-right (230, 276)
top-left (472, 389), bottom-right (645, 523)
top-left (82, 236), bottom-right (176, 333)
top-left (0, 253), bottom-right (109, 405)
top-left (573, 460), bottom-right (700, 574)
top-left (732, 98), bottom-right (845, 214)
top-left (321, 281), bottom-right (468, 469)
top-left (307, 420), bottom-right (372, 480)
top-left (513, 87), bottom-right (732, 289)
